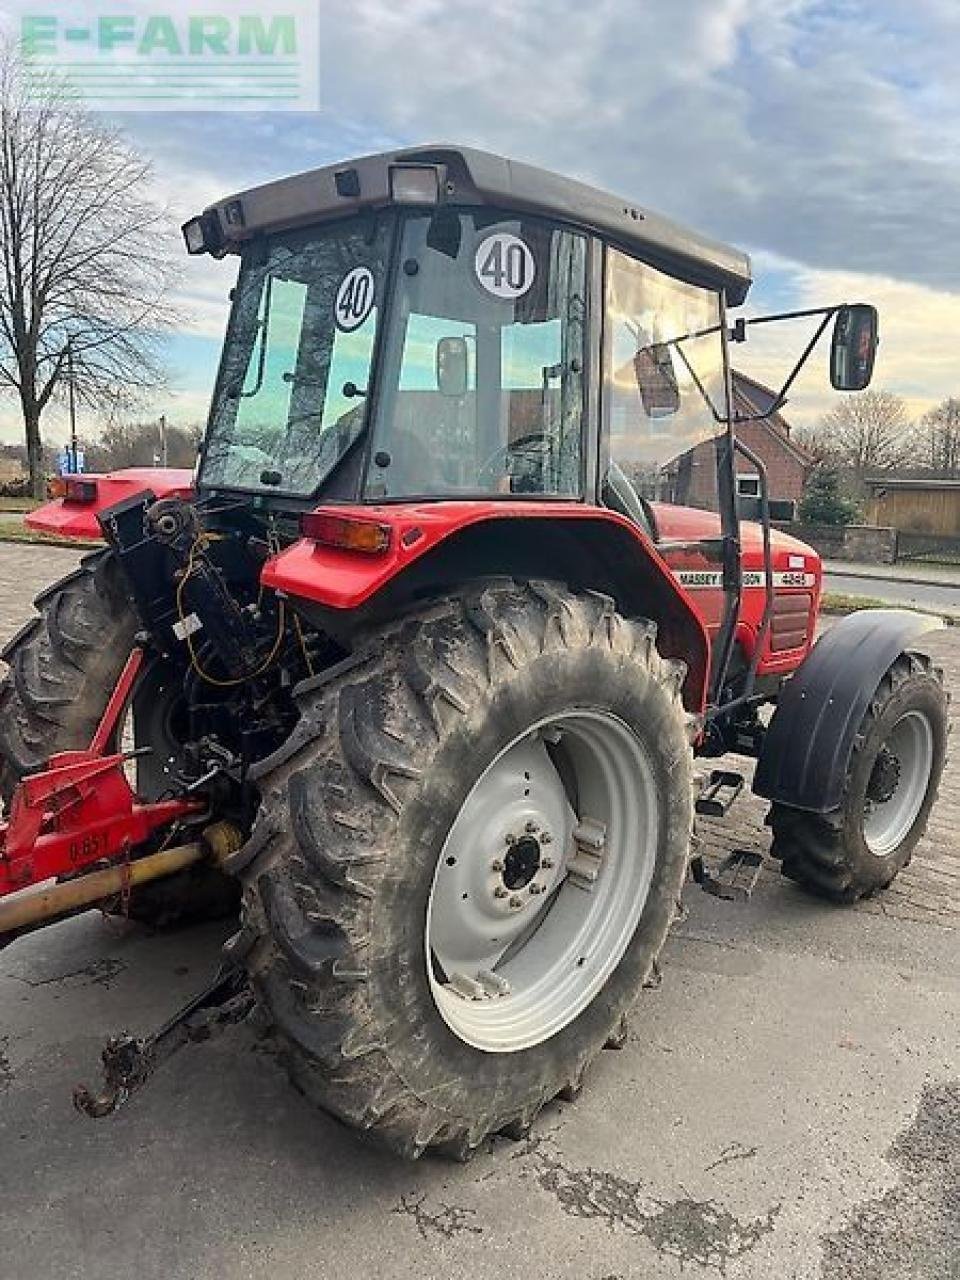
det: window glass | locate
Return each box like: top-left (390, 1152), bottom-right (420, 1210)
top-left (603, 247), bottom-right (727, 519)
top-left (366, 212), bottom-right (586, 499)
top-left (201, 217), bottom-right (391, 495)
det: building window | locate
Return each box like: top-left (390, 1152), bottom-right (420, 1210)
top-left (736, 473), bottom-right (761, 498)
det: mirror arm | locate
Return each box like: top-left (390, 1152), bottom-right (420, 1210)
top-left (732, 309), bottom-right (834, 424)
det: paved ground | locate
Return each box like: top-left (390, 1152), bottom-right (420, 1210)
top-left (0, 544), bottom-right (957, 1280)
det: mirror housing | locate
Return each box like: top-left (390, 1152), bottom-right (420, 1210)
top-left (436, 336), bottom-right (469, 397)
top-left (635, 342), bottom-right (681, 417)
top-left (830, 304), bottom-right (879, 391)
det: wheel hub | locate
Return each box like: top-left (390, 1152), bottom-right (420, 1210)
top-left (502, 835), bottom-right (544, 890)
top-left (867, 746), bottom-right (901, 805)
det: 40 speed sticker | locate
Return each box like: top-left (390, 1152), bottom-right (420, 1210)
top-left (335, 266), bottom-right (375, 332)
top-left (474, 232), bottom-right (536, 300)
top-left (673, 569), bottom-right (816, 590)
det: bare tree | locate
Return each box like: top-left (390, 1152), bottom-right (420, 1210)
top-left (0, 41), bottom-right (178, 495)
top-left (917, 397), bottom-right (960, 478)
top-left (817, 390), bottom-right (913, 479)
top-left (84, 417), bottom-right (200, 471)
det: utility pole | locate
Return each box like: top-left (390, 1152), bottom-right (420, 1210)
top-left (66, 337), bottom-right (78, 474)
top-left (158, 413), bottom-right (168, 467)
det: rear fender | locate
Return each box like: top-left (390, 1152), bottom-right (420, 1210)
top-left (263, 503), bottom-right (713, 712)
top-left (26, 468), bottom-right (195, 541)
top-left (754, 608), bottom-right (944, 812)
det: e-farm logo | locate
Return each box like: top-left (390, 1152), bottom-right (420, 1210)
top-left (19, 2), bottom-right (319, 111)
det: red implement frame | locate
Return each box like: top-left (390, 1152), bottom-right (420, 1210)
top-left (0, 648), bottom-right (203, 898)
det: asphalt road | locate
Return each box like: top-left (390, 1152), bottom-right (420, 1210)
top-left (0, 543), bottom-right (957, 1280)
top-left (826, 569), bottom-right (960, 613)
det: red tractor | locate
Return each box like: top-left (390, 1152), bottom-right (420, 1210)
top-left (0, 146), bottom-right (947, 1158)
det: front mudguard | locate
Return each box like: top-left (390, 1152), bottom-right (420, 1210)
top-left (753, 609), bottom-right (944, 814)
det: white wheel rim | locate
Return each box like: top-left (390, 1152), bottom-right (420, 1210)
top-left (425, 710), bottom-right (659, 1053)
top-left (862, 710), bottom-right (935, 857)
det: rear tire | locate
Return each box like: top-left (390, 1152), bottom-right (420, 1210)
top-left (770, 651), bottom-right (947, 903)
top-left (236, 581), bottom-right (695, 1159)
top-left (0, 550), bottom-right (237, 927)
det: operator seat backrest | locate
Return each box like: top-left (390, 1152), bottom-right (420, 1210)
top-left (602, 461), bottom-right (657, 541)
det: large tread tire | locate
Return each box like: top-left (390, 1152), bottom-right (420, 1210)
top-left (770, 651), bottom-right (947, 903)
top-left (0, 550), bottom-right (237, 927)
top-left (236, 580), bottom-right (696, 1160)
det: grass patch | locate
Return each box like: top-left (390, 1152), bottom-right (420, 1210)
top-left (821, 591), bottom-right (958, 624)
top-left (0, 497), bottom-right (41, 513)
top-left (0, 522), bottom-right (98, 550)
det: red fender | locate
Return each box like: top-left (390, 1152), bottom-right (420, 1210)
top-left (262, 501), bottom-right (714, 711)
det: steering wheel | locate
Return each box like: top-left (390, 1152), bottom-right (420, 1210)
top-left (477, 431), bottom-right (557, 489)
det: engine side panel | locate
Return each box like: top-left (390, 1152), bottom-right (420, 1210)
top-left (651, 504), bottom-right (822, 678)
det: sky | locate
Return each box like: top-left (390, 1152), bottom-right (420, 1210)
top-left (1, 0), bottom-right (959, 446)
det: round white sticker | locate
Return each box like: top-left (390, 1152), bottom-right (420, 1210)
top-left (335, 266), bottom-right (375, 331)
top-left (474, 233), bottom-right (535, 300)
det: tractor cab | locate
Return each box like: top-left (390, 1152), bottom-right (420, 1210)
top-left (187, 146), bottom-right (751, 541)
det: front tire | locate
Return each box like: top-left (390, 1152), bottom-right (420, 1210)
top-left (236, 581), bottom-right (696, 1159)
top-left (770, 651), bottom-right (947, 903)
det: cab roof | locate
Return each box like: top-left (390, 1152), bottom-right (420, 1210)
top-left (197, 143), bottom-right (753, 305)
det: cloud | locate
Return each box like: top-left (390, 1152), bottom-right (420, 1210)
top-left (737, 251), bottom-right (960, 430)
top-left (3, 0), bottom-right (959, 446)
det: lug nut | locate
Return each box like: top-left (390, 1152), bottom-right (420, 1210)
top-left (505, 833), bottom-right (516, 845)
top-left (494, 886), bottom-right (508, 899)
top-left (491, 859), bottom-right (504, 872)
top-left (541, 832), bottom-right (552, 845)
top-left (541, 857), bottom-right (554, 870)
top-left (529, 883), bottom-right (543, 895)
top-left (525, 820), bottom-right (537, 834)
top-left (509, 895), bottom-right (523, 909)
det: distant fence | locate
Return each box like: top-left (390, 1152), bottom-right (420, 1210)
top-left (774, 522), bottom-right (898, 565)
top-left (897, 531), bottom-right (960, 565)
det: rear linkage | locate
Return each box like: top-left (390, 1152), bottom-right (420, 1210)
top-left (0, 647), bottom-right (207, 946)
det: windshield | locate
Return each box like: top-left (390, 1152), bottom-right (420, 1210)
top-left (200, 216), bottom-right (393, 496)
top-left (364, 211), bottom-right (587, 499)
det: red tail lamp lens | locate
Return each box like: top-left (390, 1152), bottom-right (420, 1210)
top-left (301, 512), bottom-right (392, 554)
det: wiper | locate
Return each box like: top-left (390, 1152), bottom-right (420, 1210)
top-left (239, 275), bottom-right (275, 400)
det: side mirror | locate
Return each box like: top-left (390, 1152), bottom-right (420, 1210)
top-left (635, 342), bottom-right (681, 417)
top-left (436, 336), bottom-right (469, 397)
top-left (830, 304), bottom-right (879, 391)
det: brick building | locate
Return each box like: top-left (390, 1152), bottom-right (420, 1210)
top-left (666, 371), bottom-right (813, 518)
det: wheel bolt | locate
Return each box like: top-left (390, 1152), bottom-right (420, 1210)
top-left (491, 859), bottom-right (504, 872)
top-left (525, 820), bottom-right (537, 834)
top-left (541, 857), bottom-right (554, 870)
top-left (505, 833), bottom-right (516, 845)
top-left (541, 832), bottom-right (552, 845)
top-left (529, 883), bottom-right (543, 895)
top-left (509, 895), bottom-right (523, 909)
top-left (494, 886), bottom-right (508, 899)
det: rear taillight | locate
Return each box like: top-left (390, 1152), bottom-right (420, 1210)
top-left (301, 512), bottom-right (392, 554)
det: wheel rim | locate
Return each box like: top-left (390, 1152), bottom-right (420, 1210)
top-left (862, 710), bottom-right (935, 857)
top-left (425, 710), bottom-right (659, 1053)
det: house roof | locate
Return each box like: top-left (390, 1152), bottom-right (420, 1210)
top-left (731, 370), bottom-right (814, 468)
